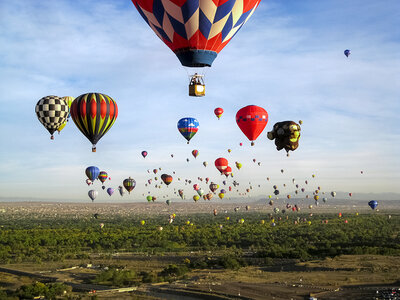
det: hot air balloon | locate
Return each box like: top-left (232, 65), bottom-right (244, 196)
top-left (86, 179), bottom-right (92, 186)
top-left (70, 93), bottom-right (118, 152)
top-left (197, 188), bottom-right (204, 196)
top-left (118, 186), bottom-right (125, 196)
top-left (192, 149), bottom-right (199, 158)
top-left (218, 193), bottom-right (225, 199)
top-left (107, 187), bottom-right (114, 196)
top-left (178, 189), bottom-right (185, 199)
top-left (166, 199), bottom-right (171, 206)
top-left (203, 161), bottom-right (208, 167)
top-left (35, 96), bottom-right (69, 140)
top-left (209, 183), bottom-right (219, 193)
top-left (235, 162), bottom-right (242, 170)
top-left (236, 105), bottom-right (268, 146)
top-left (140, 220), bottom-right (145, 226)
top-left (215, 157), bottom-right (228, 174)
top-left (344, 49), bottom-right (351, 57)
top-left (177, 117), bottom-right (199, 144)
top-left (88, 190), bottom-right (98, 202)
top-left (331, 191), bottom-right (336, 197)
top-left (193, 195), bottom-right (200, 202)
top-left (214, 108), bottom-right (224, 120)
top-left (56, 121), bottom-right (67, 134)
top-left (223, 166), bottom-right (232, 177)
top-left (98, 171), bottom-right (108, 185)
top-left (368, 200), bottom-right (378, 210)
top-left (161, 174), bottom-right (173, 186)
top-left (130, 0), bottom-right (262, 95)
top-left (86, 166), bottom-right (100, 182)
top-left (123, 177), bottom-right (136, 193)
top-left (267, 121), bottom-right (301, 156)
top-left (141, 151), bottom-right (148, 158)
top-left (146, 195), bottom-right (153, 202)
top-left (61, 96), bottom-right (74, 119)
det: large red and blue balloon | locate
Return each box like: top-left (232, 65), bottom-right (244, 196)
top-left (130, 0), bottom-right (261, 68)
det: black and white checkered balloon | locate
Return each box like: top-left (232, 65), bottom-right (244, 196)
top-left (35, 95), bottom-right (69, 138)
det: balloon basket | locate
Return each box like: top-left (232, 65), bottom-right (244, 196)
top-left (189, 74), bottom-right (205, 97)
top-left (50, 135), bottom-right (54, 140)
top-left (189, 84), bottom-right (205, 97)
top-left (92, 147), bottom-right (96, 152)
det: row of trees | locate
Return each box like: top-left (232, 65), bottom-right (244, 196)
top-left (0, 213), bottom-right (398, 263)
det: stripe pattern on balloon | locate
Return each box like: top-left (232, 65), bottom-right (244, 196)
top-left (71, 93), bottom-right (118, 151)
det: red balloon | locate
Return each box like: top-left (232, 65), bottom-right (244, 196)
top-left (215, 158), bottom-right (228, 174)
top-left (236, 105), bottom-right (268, 145)
top-left (214, 107), bottom-right (224, 120)
top-left (223, 166), bottom-right (232, 177)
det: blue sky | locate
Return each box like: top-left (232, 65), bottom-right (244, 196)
top-left (0, 0), bottom-right (399, 202)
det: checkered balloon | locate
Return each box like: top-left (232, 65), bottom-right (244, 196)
top-left (35, 95), bottom-right (69, 139)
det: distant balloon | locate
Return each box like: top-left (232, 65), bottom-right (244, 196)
top-left (203, 161), bottom-right (208, 167)
top-left (106, 187), bottom-right (114, 196)
top-left (192, 150), bottom-right (199, 159)
top-left (166, 199), bottom-right (171, 206)
top-left (218, 193), bottom-right (225, 199)
top-left (209, 183), bottom-right (219, 193)
top-left (344, 49), bottom-right (351, 57)
top-left (141, 151), bottom-right (148, 158)
top-left (88, 190), bottom-right (98, 202)
top-left (368, 200), bottom-right (378, 210)
top-left (98, 171), bottom-right (108, 184)
top-left (86, 166), bottom-right (100, 182)
top-left (86, 179), bottom-right (92, 186)
top-left (235, 162), bottom-right (242, 170)
top-left (123, 177), bottom-right (136, 193)
top-left (214, 107), bottom-right (224, 120)
top-left (236, 105), bottom-right (268, 146)
top-left (177, 117), bottom-right (199, 144)
top-left (118, 186), bottom-right (125, 196)
top-left (215, 158), bottom-right (229, 174)
top-left (331, 191), bottom-right (336, 197)
top-left (161, 174), bottom-right (173, 186)
top-left (223, 166), bottom-right (232, 177)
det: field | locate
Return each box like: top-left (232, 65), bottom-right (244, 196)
top-left (0, 202), bottom-right (399, 299)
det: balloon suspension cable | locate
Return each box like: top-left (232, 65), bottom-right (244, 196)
top-left (51, 135), bottom-right (54, 140)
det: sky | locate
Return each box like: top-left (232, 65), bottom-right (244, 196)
top-left (0, 0), bottom-right (399, 202)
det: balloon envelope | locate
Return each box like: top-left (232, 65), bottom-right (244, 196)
top-left (215, 157), bottom-right (228, 173)
top-left (368, 200), bottom-right (378, 210)
top-left (214, 107), bottom-right (224, 119)
top-left (86, 166), bottom-right (100, 181)
top-left (71, 93), bottom-right (118, 152)
top-left (88, 190), bottom-right (98, 201)
top-left (177, 117), bottom-right (199, 143)
top-left (236, 105), bottom-right (268, 145)
top-left (98, 171), bottom-right (108, 184)
top-left (123, 177), bottom-right (136, 193)
top-left (107, 187), bottom-right (114, 196)
top-left (35, 96), bottom-right (69, 138)
top-left (130, 0), bottom-right (261, 67)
